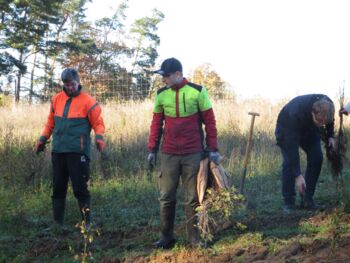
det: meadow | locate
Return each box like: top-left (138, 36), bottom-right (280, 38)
top-left (1, 98), bottom-right (350, 262)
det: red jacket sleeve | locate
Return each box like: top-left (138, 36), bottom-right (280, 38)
top-left (201, 108), bottom-right (218, 151)
top-left (147, 112), bottom-right (164, 152)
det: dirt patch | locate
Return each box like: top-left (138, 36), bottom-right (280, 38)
top-left (121, 236), bottom-right (350, 263)
top-left (246, 210), bottom-right (311, 232)
top-left (23, 209), bottom-right (350, 262)
top-left (27, 237), bottom-right (67, 258)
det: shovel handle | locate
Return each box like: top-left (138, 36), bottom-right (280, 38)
top-left (239, 112), bottom-right (260, 194)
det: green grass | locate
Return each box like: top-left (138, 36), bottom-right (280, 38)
top-left (1, 102), bottom-right (350, 262)
top-left (1, 159), bottom-right (350, 262)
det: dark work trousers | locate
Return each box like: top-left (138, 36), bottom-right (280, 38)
top-left (51, 153), bottom-right (90, 203)
top-left (158, 152), bottom-right (202, 242)
top-left (278, 132), bottom-right (323, 206)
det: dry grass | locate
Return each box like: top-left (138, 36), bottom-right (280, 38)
top-left (0, 96), bottom-right (347, 189)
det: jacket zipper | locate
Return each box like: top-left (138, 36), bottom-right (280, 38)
top-left (176, 90), bottom-right (179, 117)
top-left (183, 92), bottom-right (186, 112)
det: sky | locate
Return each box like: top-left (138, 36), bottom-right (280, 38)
top-left (85, 0), bottom-right (350, 101)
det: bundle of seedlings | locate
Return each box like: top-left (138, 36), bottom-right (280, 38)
top-left (196, 158), bottom-right (246, 244)
top-left (321, 88), bottom-right (347, 178)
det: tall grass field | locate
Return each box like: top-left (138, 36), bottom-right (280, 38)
top-left (1, 98), bottom-right (350, 262)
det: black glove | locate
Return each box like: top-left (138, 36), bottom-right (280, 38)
top-left (35, 136), bottom-right (47, 155)
top-left (147, 152), bottom-right (157, 170)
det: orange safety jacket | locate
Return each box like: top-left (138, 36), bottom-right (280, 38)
top-left (40, 86), bottom-right (105, 159)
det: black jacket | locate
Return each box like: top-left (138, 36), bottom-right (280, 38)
top-left (275, 94), bottom-right (334, 146)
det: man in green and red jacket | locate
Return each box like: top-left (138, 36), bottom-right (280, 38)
top-left (147, 58), bottom-right (219, 248)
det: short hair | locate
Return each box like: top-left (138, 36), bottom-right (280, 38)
top-left (312, 98), bottom-right (335, 124)
top-left (61, 68), bottom-right (80, 83)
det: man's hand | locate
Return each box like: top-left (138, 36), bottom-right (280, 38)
top-left (35, 136), bottom-right (47, 154)
top-left (328, 137), bottom-right (336, 149)
top-left (296, 174), bottom-right (306, 195)
top-left (147, 152), bottom-right (157, 170)
top-left (339, 107), bottom-right (349, 116)
top-left (209, 151), bottom-right (221, 165)
top-left (35, 141), bottom-right (46, 154)
top-left (96, 139), bottom-right (106, 152)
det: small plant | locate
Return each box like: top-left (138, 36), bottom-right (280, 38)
top-left (196, 186), bottom-right (246, 244)
top-left (74, 210), bottom-right (100, 263)
top-left (328, 205), bottom-right (347, 251)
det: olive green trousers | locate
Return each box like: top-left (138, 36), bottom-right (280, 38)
top-left (158, 152), bottom-right (202, 242)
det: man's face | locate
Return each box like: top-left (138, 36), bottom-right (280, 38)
top-left (312, 111), bottom-right (327, 127)
top-left (63, 80), bottom-right (79, 95)
top-left (162, 71), bottom-right (182, 87)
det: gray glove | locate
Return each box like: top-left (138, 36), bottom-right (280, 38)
top-left (209, 151), bottom-right (221, 165)
top-left (147, 152), bottom-right (157, 170)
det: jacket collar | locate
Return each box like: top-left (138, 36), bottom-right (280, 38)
top-left (171, 78), bottom-right (188, 90)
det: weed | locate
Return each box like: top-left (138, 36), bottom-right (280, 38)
top-left (74, 210), bottom-right (100, 263)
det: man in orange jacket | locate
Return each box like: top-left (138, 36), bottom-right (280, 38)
top-left (36, 68), bottom-right (105, 227)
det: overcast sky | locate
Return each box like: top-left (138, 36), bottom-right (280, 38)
top-left (86, 0), bottom-right (350, 101)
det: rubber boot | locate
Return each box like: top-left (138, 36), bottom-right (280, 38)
top-left (154, 204), bottom-right (176, 249)
top-left (52, 198), bottom-right (66, 225)
top-left (78, 198), bottom-right (91, 228)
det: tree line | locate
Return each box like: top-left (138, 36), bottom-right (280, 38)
top-left (0, 0), bottom-right (232, 104)
top-left (0, 0), bottom-right (164, 102)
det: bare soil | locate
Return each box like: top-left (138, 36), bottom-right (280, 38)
top-left (26, 210), bottom-right (350, 262)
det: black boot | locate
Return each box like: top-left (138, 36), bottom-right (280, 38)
top-left (302, 196), bottom-right (324, 210)
top-left (153, 204), bottom-right (176, 249)
top-left (78, 198), bottom-right (91, 228)
top-left (52, 198), bottom-right (66, 225)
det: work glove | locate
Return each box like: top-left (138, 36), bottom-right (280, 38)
top-left (35, 136), bottom-right (47, 155)
top-left (147, 152), bottom-right (157, 170)
top-left (209, 151), bottom-right (221, 165)
top-left (96, 139), bottom-right (106, 152)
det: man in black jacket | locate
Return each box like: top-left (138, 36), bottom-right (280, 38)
top-left (275, 94), bottom-right (335, 214)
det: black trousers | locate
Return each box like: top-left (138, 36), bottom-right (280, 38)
top-left (51, 153), bottom-right (90, 203)
top-left (277, 133), bottom-right (323, 205)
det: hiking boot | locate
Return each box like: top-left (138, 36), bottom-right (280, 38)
top-left (282, 204), bottom-right (295, 215)
top-left (153, 237), bottom-right (176, 249)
